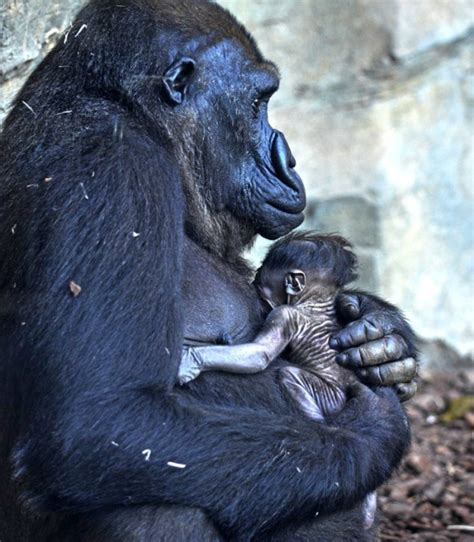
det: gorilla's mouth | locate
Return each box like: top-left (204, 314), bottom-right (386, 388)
top-left (254, 157), bottom-right (306, 239)
top-left (259, 200), bottom-right (305, 240)
top-left (267, 194), bottom-right (306, 216)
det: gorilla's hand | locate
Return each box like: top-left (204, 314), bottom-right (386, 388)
top-left (330, 291), bottom-right (418, 401)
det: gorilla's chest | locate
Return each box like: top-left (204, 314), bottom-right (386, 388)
top-left (182, 239), bottom-right (262, 346)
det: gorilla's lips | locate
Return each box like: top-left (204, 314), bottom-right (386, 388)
top-left (258, 197), bottom-right (305, 240)
top-left (267, 192), bottom-right (305, 219)
top-left (254, 163), bottom-right (305, 238)
top-left (267, 184), bottom-right (306, 215)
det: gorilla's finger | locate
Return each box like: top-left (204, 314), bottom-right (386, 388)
top-left (336, 335), bottom-right (408, 367)
top-left (331, 317), bottom-right (386, 350)
top-left (395, 381), bottom-right (418, 402)
top-left (355, 358), bottom-right (417, 386)
top-left (335, 293), bottom-right (361, 321)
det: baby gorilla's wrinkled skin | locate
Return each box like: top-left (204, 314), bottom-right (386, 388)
top-left (179, 232), bottom-right (380, 528)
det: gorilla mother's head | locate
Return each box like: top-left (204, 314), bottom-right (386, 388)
top-left (63, 0), bottom-right (306, 255)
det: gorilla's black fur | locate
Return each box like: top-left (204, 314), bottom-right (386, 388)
top-left (0, 1), bottom-right (413, 540)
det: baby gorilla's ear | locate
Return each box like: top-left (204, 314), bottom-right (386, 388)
top-left (285, 270), bottom-right (306, 296)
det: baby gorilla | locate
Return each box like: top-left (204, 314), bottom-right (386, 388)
top-left (179, 232), bottom-right (358, 415)
top-left (179, 231), bottom-right (377, 528)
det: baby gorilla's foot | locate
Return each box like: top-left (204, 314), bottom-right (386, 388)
top-left (362, 491), bottom-right (377, 529)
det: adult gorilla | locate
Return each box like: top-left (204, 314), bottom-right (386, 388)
top-left (0, 0), bottom-right (417, 540)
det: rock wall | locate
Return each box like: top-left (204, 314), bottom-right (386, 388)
top-left (220, 0), bottom-right (474, 363)
top-left (1, 0), bottom-right (472, 363)
top-left (0, 0), bottom-right (84, 120)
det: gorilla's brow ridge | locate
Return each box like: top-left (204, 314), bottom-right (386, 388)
top-left (261, 61), bottom-right (280, 80)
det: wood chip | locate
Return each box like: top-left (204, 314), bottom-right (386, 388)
top-left (379, 369), bottom-right (474, 541)
top-left (167, 461), bottom-right (186, 469)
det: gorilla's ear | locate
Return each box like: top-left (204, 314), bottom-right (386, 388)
top-left (285, 270), bottom-right (306, 297)
top-left (162, 56), bottom-right (196, 105)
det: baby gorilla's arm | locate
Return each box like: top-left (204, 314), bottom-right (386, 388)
top-left (178, 306), bottom-right (296, 385)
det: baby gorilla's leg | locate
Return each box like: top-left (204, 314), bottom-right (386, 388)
top-left (279, 366), bottom-right (347, 419)
top-left (279, 367), bottom-right (325, 421)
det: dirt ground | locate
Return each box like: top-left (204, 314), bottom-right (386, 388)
top-left (379, 370), bottom-right (474, 541)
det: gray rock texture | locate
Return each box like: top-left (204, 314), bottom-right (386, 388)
top-left (1, 0), bottom-right (473, 362)
top-left (0, 0), bottom-right (83, 120)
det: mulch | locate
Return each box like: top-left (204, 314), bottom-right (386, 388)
top-left (379, 369), bottom-right (474, 541)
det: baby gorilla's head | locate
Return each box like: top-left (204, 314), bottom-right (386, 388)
top-left (254, 231), bottom-right (358, 307)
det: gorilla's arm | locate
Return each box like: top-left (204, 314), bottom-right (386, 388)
top-left (14, 384), bottom-right (408, 540)
top-left (332, 291), bottom-right (418, 400)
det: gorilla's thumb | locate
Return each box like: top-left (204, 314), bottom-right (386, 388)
top-left (337, 292), bottom-right (361, 321)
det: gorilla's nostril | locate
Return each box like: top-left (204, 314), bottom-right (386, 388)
top-left (271, 131), bottom-right (296, 172)
top-left (269, 130), bottom-right (305, 210)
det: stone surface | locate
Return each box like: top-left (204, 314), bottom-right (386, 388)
top-left (353, 250), bottom-right (379, 293)
top-left (1, 0), bottom-right (473, 361)
top-left (391, 0), bottom-right (474, 58)
top-left (304, 196), bottom-right (380, 248)
top-left (418, 338), bottom-right (473, 372)
top-left (221, 0), bottom-right (394, 106)
top-left (377, 54), bottom-right (474, 354)
top-left (0, 0), bottom-right (83, 120)
top-left (301, 196), bottom-right (381, 291)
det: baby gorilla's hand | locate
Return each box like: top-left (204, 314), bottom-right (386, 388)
top-left (178, 347), bottom-right (204, 385)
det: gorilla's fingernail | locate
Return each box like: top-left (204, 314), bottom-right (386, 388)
top-left (336, 353), bottom-right (348, 365)
top-left (329, 337), bottom-right (339, 349)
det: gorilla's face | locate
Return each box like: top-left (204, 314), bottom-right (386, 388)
top-left (161, 39), bottom-right (306, 242)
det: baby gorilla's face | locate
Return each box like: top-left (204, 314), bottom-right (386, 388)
top-left (256, 264), bottom-right (339, 309)
top-left (255, 269), bottom-right (288, 309)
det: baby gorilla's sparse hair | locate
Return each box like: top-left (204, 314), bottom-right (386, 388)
top-left (256, 231), bottom-right (358, 288)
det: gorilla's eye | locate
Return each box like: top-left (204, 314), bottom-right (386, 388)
top-left (252, 98), bottom-right (261, 115)
top-left (252, 96), bottom-right (267, 116)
